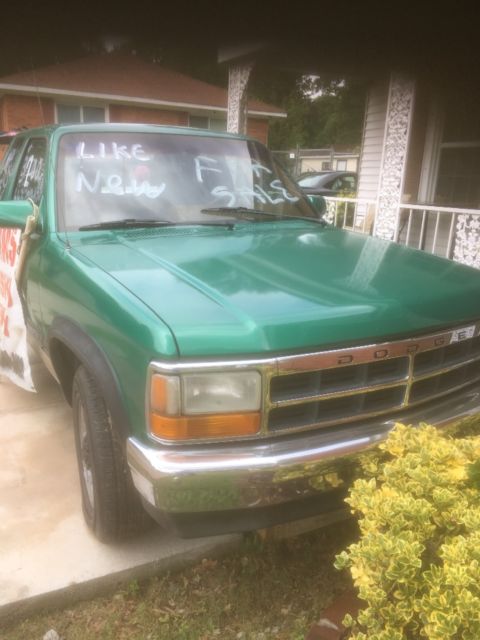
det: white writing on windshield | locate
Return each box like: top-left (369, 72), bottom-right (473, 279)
top-left (73, 141), bottom-right (299, 206)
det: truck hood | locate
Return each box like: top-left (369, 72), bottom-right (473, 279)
top-left (71, 222), bottom-right (480, 356)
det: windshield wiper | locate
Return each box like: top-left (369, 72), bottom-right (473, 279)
top-left (201, 206), bottom-right (325, 225)
top-left (201, 207), bottom-right (282, 222)
top-left (79, 218), bottom-right (237, 231)
top-left (78, 218), bottom-right (176, 231)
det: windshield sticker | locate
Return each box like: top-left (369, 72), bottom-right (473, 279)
top-left (0, 227), bottom-right (34, 392)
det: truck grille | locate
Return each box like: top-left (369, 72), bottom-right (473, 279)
top-left (266, 324), bottom-right (480, 433)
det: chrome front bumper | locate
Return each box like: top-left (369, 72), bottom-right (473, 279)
top-left (127, 384), bottom-right (480, 533)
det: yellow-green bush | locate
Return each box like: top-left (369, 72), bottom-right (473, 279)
top-left (335, 422), bottom-right (480, 640)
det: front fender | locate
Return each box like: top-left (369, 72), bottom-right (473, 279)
top-left (48, 316), bottom-right (131, 442)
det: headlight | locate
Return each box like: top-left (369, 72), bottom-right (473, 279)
top-left (149, 370), bottom-right (262, 441)
top-left (182, 372), bottom-right (261, 414)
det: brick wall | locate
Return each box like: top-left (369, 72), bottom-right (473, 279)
top-left (0, 95), bottom-right (54, 130)
top-left (109, 104), bottom-right (189, 126)
top-left (0, 94), bottom-right (271, 147)
top-left (246, 118), bottom-right (269, 144)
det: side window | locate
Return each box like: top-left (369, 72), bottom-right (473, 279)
top-left (13, 138), bottom-right (47, 204)
top-left (340, 176), bottom-right (356, 191)
top-left (0, 137), bottom-right (24, 199)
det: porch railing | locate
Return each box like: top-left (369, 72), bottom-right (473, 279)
top-left (323, 196), bottom-right (377, 234)
top-left (323, 198), bottom-right (480, 268)
top-left (323, 197), bottom-right (480, 268)
top-left (394, 204), bottom-right (480, 268)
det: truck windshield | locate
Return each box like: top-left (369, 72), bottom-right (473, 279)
top-left (56, 132), bottom-right (316, 231)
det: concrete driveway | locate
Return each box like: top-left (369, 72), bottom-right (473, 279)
top-left (0, 364), bottom-right (239, 622)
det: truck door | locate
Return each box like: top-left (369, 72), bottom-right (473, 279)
top-left (9, 137), bottom-right (48, 345)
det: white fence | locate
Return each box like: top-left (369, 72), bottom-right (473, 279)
top-left (324, 197), bottom-right (480, 269)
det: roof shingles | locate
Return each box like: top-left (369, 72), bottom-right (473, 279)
top-left (0, 54), bottom-right (284, 116)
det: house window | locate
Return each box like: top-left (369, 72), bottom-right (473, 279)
top-left (210, 118), bottom-right (227, 132)
top-left (321, 161), bottom-right (331, 170)
top-left (336, 159), bottom-right (347, 171)
top-left (56, 104), bottom-right (106, 124)
top-left (435, 147), bottom-right (480, 207)
top-left (189, 115), bottom-right (209, 129)
top-left (434, 92), bottom-right (480, 207)
top-left (189, 115), bottom-right (227, 131)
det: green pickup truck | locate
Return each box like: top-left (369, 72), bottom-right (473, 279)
top-left (1, 123), bottom-right (480, 542)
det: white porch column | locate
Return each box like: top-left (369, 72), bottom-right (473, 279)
top-left (453, 216), bottom-right (480, 268)
top-left (374, 73), bottom-right (416, 239)
top-left (227, 61), bottom-right (254, 135)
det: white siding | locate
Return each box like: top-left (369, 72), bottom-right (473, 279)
top-left (356, 80), bottom-right (389, 201)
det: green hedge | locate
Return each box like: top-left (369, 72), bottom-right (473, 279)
top-left (335, 422), bottom-right (480, 640)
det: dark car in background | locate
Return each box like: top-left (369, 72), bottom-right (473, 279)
top-left (298, 171), bottom-right (357, 197)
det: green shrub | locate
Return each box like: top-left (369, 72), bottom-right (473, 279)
top-left (334, 422), bottom-right (480, 640)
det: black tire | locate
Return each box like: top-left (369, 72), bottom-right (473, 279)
top-left (72, 364), bottom-right (152, 542)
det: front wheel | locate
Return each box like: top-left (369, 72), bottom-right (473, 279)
top-left (72, 365), bottom-right (152, 542)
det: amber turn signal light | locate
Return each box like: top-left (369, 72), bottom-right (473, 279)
top-left (150, 374), bottom-right (180, 415)
top-left (149, 411), bottom-right (261, 440)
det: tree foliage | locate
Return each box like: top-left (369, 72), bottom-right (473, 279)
top-left (249, 70), bottom-right (367, 150)
top-left (126, 42), bottom-right (367, 151)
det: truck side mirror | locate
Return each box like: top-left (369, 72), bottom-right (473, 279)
top-left (0, 200), bottom-right (34, 228)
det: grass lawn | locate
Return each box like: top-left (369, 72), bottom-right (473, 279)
top-left (1, 519), bottom-right (356, 640)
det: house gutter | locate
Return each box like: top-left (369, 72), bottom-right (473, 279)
top-left (0, 83), bottom-right (287, 119)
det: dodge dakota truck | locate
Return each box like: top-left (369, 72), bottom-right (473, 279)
top-left (1, 123), bottom-right (480, 543)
